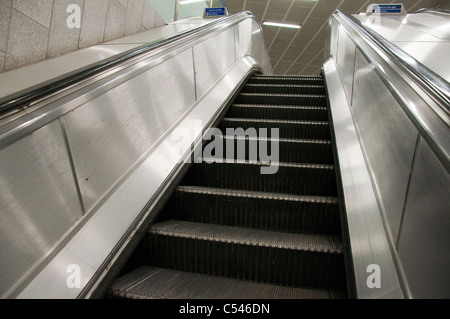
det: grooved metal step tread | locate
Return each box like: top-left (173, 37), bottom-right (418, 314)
top-left (222, 118), bottom-right (329, 126)
top-left (219, 135), bottom-right (331, 145)
top-left (186, 158), bottom-right (338, 197)
top-left (239, 93), bottom-right (326, 98)
top-left (252, 75), bottom-right (323, 79)
top-left (233, 104), bottom-right (327, 111)
top-left (242, 84), bottom-right (326, 95)
top-left (197, 157), bottom-right (335, 170)
top-left (235, 93), bottom-right (327, 106)
top-left (245, 84), bottom-right (325, 88)
top-left (176, 186), bottom-right (338, 205)
top-left (109, 266), bottom-right (347, 299)
top-left (220, 117), bottom-right (331, 140)
top-left (168, 186), bottom-right (342, 235)
top-left (149, 220), bottom-right (343, 254)
top-left (213, 135), bottom-right (334, 164)
top-left (228, 104), bottom-right (329, 122)
top-left (247, 76), bottom-right (324, 86)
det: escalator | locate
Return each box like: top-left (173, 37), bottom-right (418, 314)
top-left (107, 74), bottom-right (349, 299)
top-left (2, 9), bottom-right (447, 300)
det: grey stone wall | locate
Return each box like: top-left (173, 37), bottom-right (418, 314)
top-left (0, 0), bottom-right (166, 72)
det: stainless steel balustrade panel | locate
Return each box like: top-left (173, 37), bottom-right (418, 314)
top-left (336, 25), bottom-right (356, 105)
top-left (17, 57), bottom-right (261, 299)
top-left (393, 41), bottom-right (450, 82)
top-left (402, 12), bottom-right (450, 41)
top-left (397, 139), bottom-right (450, 299)
top-left (193, 28), bottom-right (236, 99)
top-left (251, 19), bottom-right (270, 72)
top-left (324, 58), bottom-right (403, 299)
top-left (329, 18), bottom-right (340, 59)
top-left (327, 9), bottom-right (450, 299)
top-left (352, 49), bottom-right (418, 243)
top-left (235, 19), bottom-right (252, 61)
top-left (0, 121), bottom-right (83, 298)
top-left (63, 49), bottom-right (196, 213)
top-left (1, 13), bottom-right (271, 299)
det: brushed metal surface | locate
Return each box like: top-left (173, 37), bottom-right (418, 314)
top-left (336, 25), bottom-right (356, 105)
top-left (1, 12), bottom-right (270, 299)
top-left (0, 44), bottom-right (143, 100)
top-left (324, 58), bottom-right (403, 299)
top-left (356, 15), bottom-right (444, 42)
top-left (235, 19), bottom-right (252, 60)
top-left (0, 120), bottom-right (82, 298)
top-left (352, 49), bottom-right (418, 243)
top-left (17, 57), bottom-right (261, 299)
top-left (401, 12), bottom-right (450, 41)
top-left (355, 13), bottom-right (450, 83)
top-left (63, 49), bottom-right (196, 213)
top-left (349, 11), bottom-right (450, 122)
top-left (393, 41), bottom-right (450, 82)
top-left (397, 139), bottom-right (450, 299)
top-left (329, 18), bottom-right (339, 59)
top-left (251, 19), bottom-right (264, 71)
top-left (333, 11), bottom-right (450, 161)
top-left (193, 27), bottom-right (236, 99)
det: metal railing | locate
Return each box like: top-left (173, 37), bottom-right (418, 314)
top-left (332, 9), bottom-right (450, 167)
top-left (415, 7), bottom-right (450, 14)
top-left (339, 10), bottom-right (450, 117)
top-left (2, 10), bottom-right (269, 299)
top-left (0, 11), bottom-right (243, 119)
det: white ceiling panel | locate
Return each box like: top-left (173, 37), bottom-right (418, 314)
top-left (225, 0), bottom-right (443, 75)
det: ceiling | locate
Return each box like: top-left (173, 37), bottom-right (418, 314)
top-left (224, 0), bottom-right (443, 75)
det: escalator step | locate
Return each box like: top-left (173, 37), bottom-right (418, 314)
top-left (166, 186), bottom-right (341, 235)
top-left (183, 159), bottom-right (338, 197)
top-left (228, 104), bottom-right (329, 121)
top-left (242, 84), bottom-right (326, 95)
top-left (145, 220), bottom-right (346, 289)
top-left (216, 136), bottom-right (334, 164)
top-left (109, 266), bottom-right (347, 299)
top-left (249, 75), bottom-right (323, 86)
top-left (220, 118), bottom-right (331, 140)
top-left (236, 93), bottom-right (326, 106)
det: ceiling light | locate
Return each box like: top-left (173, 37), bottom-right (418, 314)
top-left (263, 22), bottom-right (301, 29)
top-left (180, 0), bottom-right (206, 4)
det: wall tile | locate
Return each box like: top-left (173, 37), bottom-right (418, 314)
top-left (125, 0), bottom-right (144, 36)
top-left (12, 0), bottom-right (53, 28)
top-left (154, 11), bottom-right (166, 28)
top-left (1, 0), bottom-right (165, 73)
top-left (0, 3), bottom-right (11, 52)
top-left (0, 50), bottom-right (5, 72)
top-left (79, 0), bottom-right (109, 48)
top-left (104, 0), bottom-right (127, 41)
top-left (117, 0), bottom-right (128, 10)
top-left (5, 10), bottom-right (49, 70)
top-left (47, 0), bottom-right (85, 58)
top-left (142, 0), bottom-right (156, 30)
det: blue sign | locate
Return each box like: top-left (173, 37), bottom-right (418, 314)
top-left (373, 4), bottom-right (403, 14)
top-left (205, 7), bottom-right (226, 17)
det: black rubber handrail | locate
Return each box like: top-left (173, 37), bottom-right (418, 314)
top-left (0, 11), bottom-right (253, 116)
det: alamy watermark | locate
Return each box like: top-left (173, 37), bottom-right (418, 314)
top-left (170, 120), bottom-right (280, 175)
top-left (66, 264), bottom-right (81, 289)
top-left (66, 4), bottom-right (81, 29)
top-left (367, 264), bottom-right (381, 289)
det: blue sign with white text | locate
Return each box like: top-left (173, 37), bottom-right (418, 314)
top-left (205, 7), bottom-right (226, 17)
top-left (373, 4), bottom-right (403, 13)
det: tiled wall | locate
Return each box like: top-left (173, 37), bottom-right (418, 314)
top-left (0, 0), bottom-right (166, 73)
top-left (441, 0), bottom-right (450, 9)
